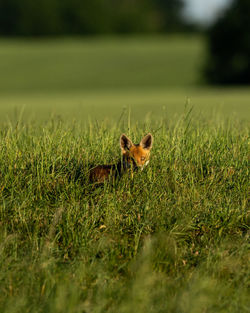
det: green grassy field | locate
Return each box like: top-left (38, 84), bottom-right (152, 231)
top-left (0, 36), bottom-right (249, 123)
top-left (0, 36), bottom-right (249, 312)
top-left (0, 36), bottom-right (202, 93)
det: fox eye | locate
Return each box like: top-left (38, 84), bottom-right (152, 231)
top-left (141, 157), bottom-right (145, 161)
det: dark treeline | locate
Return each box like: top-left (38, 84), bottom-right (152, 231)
top-left (0, 0), bottom-right (192, 36)
top-left (204, 0), bottom-right (250, 85)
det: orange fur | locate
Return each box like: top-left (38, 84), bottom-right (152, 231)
top-left (90, 133), bottom-right (153, 183)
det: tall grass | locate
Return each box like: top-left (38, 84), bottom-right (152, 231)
top-left (0, 111), bottom-right (249, 313)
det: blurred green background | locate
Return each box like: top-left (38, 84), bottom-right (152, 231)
top-left (0, 0), bottom-right (249, 123)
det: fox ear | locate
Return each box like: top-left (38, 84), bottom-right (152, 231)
top-left (120, 134), bottom-right (133, 153)
top-left (140, 133), bottom-right (153, 150)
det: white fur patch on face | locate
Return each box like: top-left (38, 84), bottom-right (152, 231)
top-left (141, 160), bottom-right (149, 171)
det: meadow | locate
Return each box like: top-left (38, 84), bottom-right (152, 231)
top-left (0, 36), bottom-right (249, 312)
top-left (0, 36), bottom-right (249, 122)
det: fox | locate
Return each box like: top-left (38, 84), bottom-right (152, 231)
top-left (89, 133), bottom-right (153, 183)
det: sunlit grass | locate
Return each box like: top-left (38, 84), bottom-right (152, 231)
top-left (0, 110), bottom-right (248, 313)
top-left (0, 87), bottom-right (250, 124)
top-left (0, 35), bottom-right (249, 313)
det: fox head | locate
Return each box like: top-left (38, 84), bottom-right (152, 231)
top-left (120, 133), bottom-right (153, 170)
